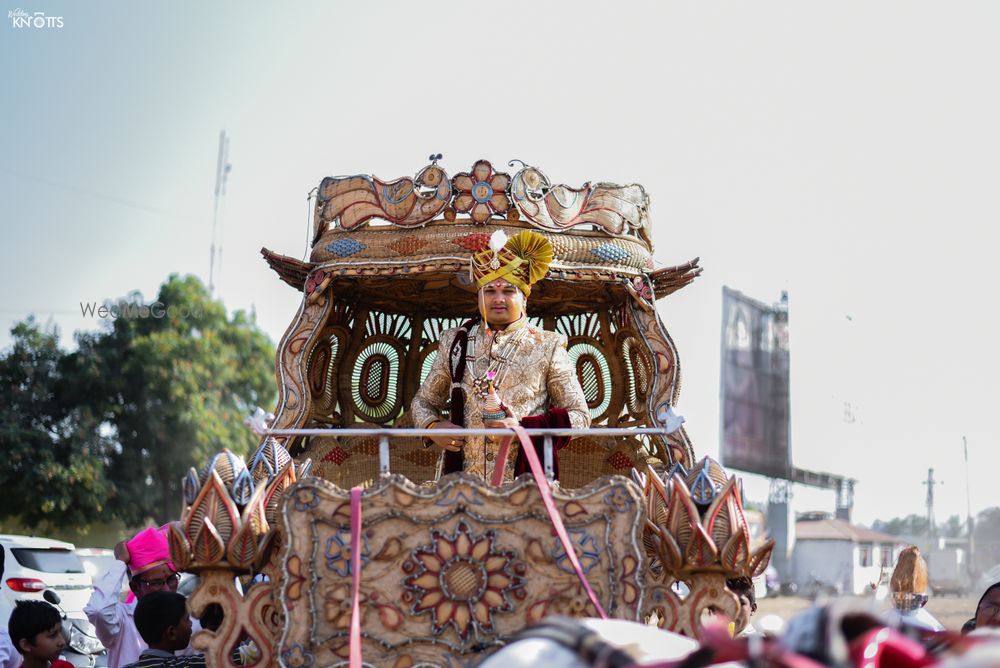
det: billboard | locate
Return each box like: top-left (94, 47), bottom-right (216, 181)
top-left (720, 287), bottom-right (791, 479)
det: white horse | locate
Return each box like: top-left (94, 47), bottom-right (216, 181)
top-left (477, 617), bottom-right (742, 668)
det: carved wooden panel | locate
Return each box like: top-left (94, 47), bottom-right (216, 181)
top-left (278, 473), bottom-right (646, 667)
top-left (627, 291), bottom-right (693, 467)
top-left (272, 284), bottom-right (335, 441)
top-left (314, 159), bottom-right (651, 245)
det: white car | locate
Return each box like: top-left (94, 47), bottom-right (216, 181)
top-left (1, 534), bottom-right (93, 620)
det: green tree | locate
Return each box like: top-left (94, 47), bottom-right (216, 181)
top-left (872, 514), bottom-right (929, 537)
top-left (0, 275), bottom-right (276, 530)
top-left (0, 318), bottom-right (112, 530)
top-left (940, 514), bottom-right (965, 538)
top-left (70, 275), bottom-right (275, 525)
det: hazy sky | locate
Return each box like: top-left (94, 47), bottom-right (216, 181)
top-left (2, 1), bottom-right (997, 527)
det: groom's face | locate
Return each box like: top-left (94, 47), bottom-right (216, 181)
top-left (479, 279), bottom-right (525, 327)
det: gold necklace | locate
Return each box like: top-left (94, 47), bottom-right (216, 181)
top-left (470, 324), bottom-right (526, 400)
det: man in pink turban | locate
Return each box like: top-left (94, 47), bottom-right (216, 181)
top-left (84, 527), bottom-right (190, 668)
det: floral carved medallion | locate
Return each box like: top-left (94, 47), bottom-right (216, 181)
top-left (403, 521), bottom-right (524, 639)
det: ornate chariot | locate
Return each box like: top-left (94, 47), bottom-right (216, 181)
top-left (169, 158), bottom-right (773, 667)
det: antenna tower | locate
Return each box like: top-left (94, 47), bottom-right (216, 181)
top-left (209, 130), bottom-right (231, 297)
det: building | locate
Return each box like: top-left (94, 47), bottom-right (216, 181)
top-left (793, 514), bottom-right (904, 596)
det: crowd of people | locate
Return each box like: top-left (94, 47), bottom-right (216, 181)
top-left (80, 528), bottom-right (194, 667)
top-left (0, 528), bottom-right (211, 668)
top-left (3, 523), bottom-right (1000, 667)
top-left (1, 528), bottom-right (207, 668)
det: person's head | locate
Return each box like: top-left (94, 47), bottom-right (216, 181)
top-left (974, 582), bottom-right (1000, 630)
top-left (126, 527), bottom-right (180, 598)
top-left (471, 230), bottom-right (552, 327)
top-left (726, 576), bottom-right (757, 635)
top-left (129, 563), bottom-right (181, 598)
top-left (134, 591), bottom-right (192, 651)
top-left (478, 279), bottom-right (526, 328)
top-left (8, 600), bottom-right (65, 661)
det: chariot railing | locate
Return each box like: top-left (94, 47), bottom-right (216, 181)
top-left (264, 426), bottom-right (675, 480)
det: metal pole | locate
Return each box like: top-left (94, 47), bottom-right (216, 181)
top-left (543, 435), bottom-right (554, 480)
top-left (265, 427), bottom-right (672, 438)
top-left (379, 435), bottom-right (390, 476)
top-left (209, 130), bottom-right (227, 298)
top-left (924, 468), bottom-right (938, 554)
top-left (964, 437), bottom-right (975, 574)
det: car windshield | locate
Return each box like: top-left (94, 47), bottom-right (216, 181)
top-left (11, 548), bottom-right (85, 573)
top-left (78, 554), bottom-right (119, 581)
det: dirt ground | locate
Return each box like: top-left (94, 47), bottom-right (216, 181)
top-left (755, 594), bottom-right (978, 632)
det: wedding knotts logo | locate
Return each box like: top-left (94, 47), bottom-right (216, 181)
top-left (8, 9), bottom-right (64, 29)
top-left (80, 301), bottom-right (203, 320)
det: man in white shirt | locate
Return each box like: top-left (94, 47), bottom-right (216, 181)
top-left (0, 627), bottom-right (17, 668)
top-left (0, 546), bottom-right (21, 668)
top-left (84, 528), bottom-right (186, 668)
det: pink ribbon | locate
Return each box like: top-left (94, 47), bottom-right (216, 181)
top-left (490, 434), bottom-right (513, 487)
top-left (491, 426), bottom-right (607, 619)
top-left (349, 486), bottom-right (363, 668)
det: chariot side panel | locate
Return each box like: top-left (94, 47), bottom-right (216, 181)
top-left (278, 473), bottom-right (646, 666)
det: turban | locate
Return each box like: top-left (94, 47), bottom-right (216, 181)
top-left (471, 230), bottom-right (553, 296)
top-left (127, 526), bottom-right (174, 576)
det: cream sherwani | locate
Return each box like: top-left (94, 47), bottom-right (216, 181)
top-left (411, 317), bottom-right (590, 483)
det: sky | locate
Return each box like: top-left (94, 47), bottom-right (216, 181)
top-left (1, 1), bottom-right (998, 527)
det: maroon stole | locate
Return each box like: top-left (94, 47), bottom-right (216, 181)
top-left (513, 407), bottom-right (571, 481)
top-left (442, 319), bottom-right (476, 475)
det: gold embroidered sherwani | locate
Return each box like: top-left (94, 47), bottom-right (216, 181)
top-left (411, 317), bottom-right (591, 483)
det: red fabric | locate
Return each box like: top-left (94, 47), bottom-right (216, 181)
top-left (848, 628), bottom-right (934, 668)
top-left (514, 408), bottom-right (571, 481)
